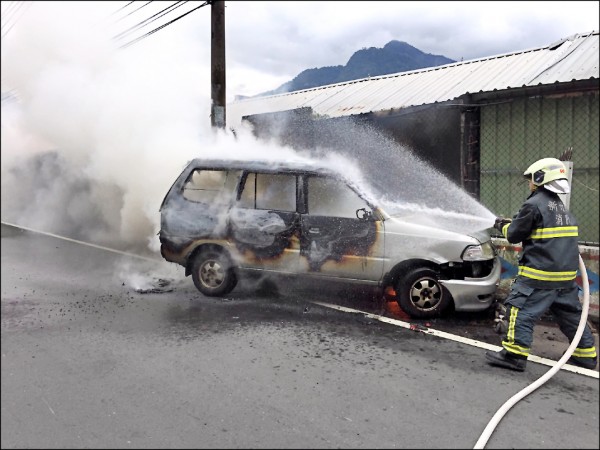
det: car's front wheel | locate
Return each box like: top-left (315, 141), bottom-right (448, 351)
top-left (191, 249), bottom-right (237, 296)
top-left (395, 267), bottom-right (452, 319)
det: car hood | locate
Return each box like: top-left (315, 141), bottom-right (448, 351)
top-left (384, 212), bottom-right (493, 244)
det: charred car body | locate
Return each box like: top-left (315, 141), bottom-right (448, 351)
top-left (159, 158), bottom-right (501, 319)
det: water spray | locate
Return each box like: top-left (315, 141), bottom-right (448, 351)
top-left (473, 254), bottom-right (591, 449)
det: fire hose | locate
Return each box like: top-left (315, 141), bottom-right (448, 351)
top-left (473, 254), bottom-right (591, 449)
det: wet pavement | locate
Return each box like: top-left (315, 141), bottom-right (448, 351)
top-left (2, 223), bottom-right (599, 449)
top-left (267, 276), bottom-right (599, 372)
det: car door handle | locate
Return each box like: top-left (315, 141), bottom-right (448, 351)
top-left (309, 227), bottom-right (320, 234)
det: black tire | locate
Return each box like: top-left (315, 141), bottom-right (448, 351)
top-left (395, 267), bottom-right (452, 319)
top-left (191, 249), bottom-right (237, 296)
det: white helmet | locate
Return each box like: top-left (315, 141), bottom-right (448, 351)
top-left (523, 158), bottom-right (570, 193)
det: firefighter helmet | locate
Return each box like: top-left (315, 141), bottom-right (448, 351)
top-left (523, 158), bottom-right (568, 186)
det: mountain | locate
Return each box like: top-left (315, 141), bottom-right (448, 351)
top-left (254, 40), bottom-right (455, 98)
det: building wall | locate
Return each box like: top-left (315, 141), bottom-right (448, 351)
top-left (479, 92), bottom-right (600, 244)
top-left (374, 105), bottom-right (462, 183)
top-left (241, 89), bottom-right (599, 245)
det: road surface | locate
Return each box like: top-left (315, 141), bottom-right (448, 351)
top-left (2, 223), bottom-right (598, 449)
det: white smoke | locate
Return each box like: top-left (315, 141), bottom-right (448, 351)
top-left (0, 1), bottom-right (276, 254)
top-left (1, 0), bottom-right (495, 271)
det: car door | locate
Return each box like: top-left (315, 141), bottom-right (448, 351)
top-left (228, 171), bottom-right (300, 273)
top-left (160, 167), bottom-right (242, 241)
top-left (298, 174), bottom-right (384, 281)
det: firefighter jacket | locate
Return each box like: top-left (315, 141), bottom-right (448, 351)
top-left (500, 187), bottom-right (579, 289)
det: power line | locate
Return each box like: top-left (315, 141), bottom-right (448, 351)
top-left (1, 1), bottom-right (20, 27)
top-left (110, 1), bottom-right (136, 16)
top-left (113, 1), bottom-right (189, 41)
top-left (1, 1), bottom-right (33, 39)
top-left (113, 0), bottom-right (153, 23)
top-left (119, 0), bottom-right (210, 49)
top-left (1, 1), bottom-right (25, 32)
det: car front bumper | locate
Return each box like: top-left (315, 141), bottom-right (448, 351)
top-left (440, 256), bottom-right (502, 312)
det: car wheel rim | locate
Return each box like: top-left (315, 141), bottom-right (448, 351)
top-left (199, 260), bottom-right (225, 288)
top-left (409, 278), bottom-right (442, 311)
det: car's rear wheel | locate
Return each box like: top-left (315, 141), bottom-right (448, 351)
top-left (395, 267), bottom-right (452, 319)
top-left (191, 249), bottom-right (237, 296)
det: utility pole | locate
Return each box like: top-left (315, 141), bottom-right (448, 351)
top-left (211, 0), bottom-right (226, 129)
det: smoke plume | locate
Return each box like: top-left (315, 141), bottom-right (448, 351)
top-left (1, 2), bottom-right (494, 265)
top-left (1, 2), bottom-right (269, 254)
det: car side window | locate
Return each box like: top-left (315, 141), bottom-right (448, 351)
top-left (183, 169), bottom-right (240, 204)
top-left (239, 172), bottom-right (296, 212)
top-left (308, 176), bottom-right (369, 218)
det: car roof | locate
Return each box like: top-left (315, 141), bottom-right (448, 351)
top-left (186, 158), bottom-right (346, 178)
top-left (177, 157), bottom-right (382, 210)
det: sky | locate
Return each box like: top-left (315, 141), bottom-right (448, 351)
top-left (3, 1), bottom-right (598, 101)
top-left (0, 0), bottom-right (598, 257)
top-left (224, 0), bottom-right (600, 98)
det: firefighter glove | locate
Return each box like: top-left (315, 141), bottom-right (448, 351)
top-left (494, 217), bottom-right (512, 233)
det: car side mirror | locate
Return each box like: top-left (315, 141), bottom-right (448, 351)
top-left (356, 208), bottom-right (373, 221)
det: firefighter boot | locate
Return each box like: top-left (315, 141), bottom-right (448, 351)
top-left (485, 349), bottom-right (527, 372)
top-left (568, 356), bottom-right (598, 370)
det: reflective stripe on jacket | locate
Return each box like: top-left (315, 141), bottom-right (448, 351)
top-left (502, 188), bottom-right (579, 289)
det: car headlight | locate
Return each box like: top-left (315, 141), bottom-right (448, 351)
top-left (462, 241), bottom-right (496, 261)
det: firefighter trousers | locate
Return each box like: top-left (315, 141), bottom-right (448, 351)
top-left (501, 280), bottom-right (597, 359)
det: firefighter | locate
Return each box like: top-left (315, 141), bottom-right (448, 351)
top-left (486, 157), bottom-right (597, 371)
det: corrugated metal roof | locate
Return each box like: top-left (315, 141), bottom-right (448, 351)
top-left (228, 31), bottom-right (599, 126)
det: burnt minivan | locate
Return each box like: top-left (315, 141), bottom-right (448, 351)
top-left (159, 158), bottom-right (501, 319)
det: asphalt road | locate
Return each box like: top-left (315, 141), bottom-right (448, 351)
top-left (1, 223), bottom-right (599, 449)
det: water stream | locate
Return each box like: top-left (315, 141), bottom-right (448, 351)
top-left (306, 118), bottom-right (497, 234)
